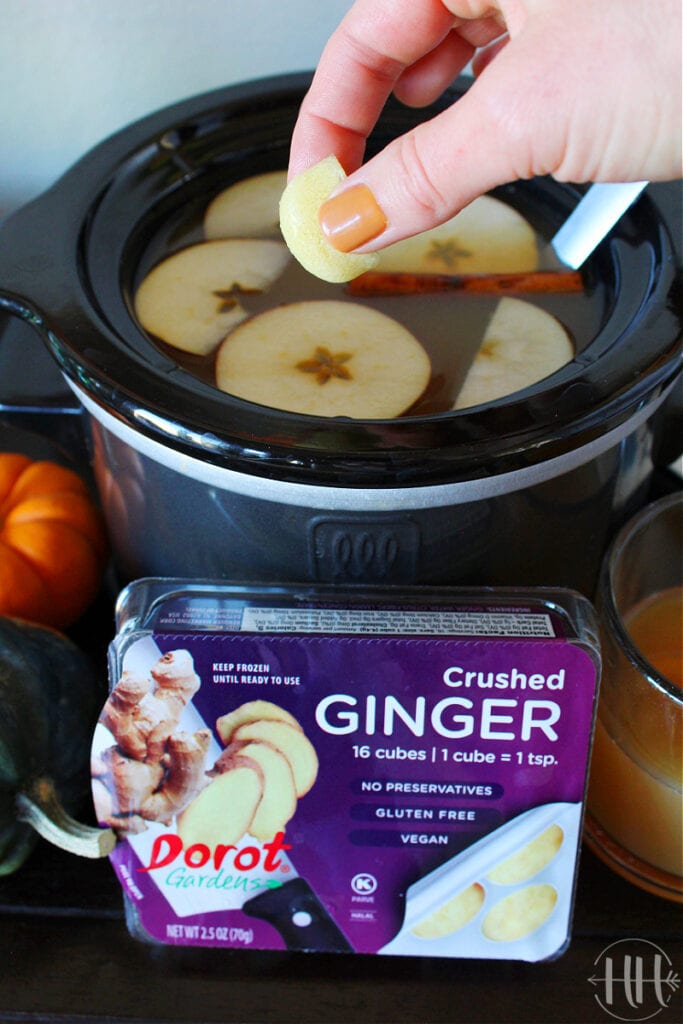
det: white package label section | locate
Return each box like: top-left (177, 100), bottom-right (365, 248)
top-left (239, 607), bottom-right (557, 637)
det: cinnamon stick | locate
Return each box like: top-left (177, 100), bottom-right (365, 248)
top-left (346, 269), bottom-right (583, 297)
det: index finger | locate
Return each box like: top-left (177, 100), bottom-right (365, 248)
top-left (288, 0), bottom-right (460, 178)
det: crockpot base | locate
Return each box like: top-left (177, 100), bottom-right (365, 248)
top-left (88, 387), bottom-right (660, 596)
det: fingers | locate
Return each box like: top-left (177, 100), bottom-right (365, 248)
top-left (392, 30), bottom-right (477, 108)
top-left (288, 0), bottom-right (461, 179)
top-left (289, 2), bottom-right (511, 179)
top-left (289, 0), bottom-right (538, 250)
top-left (470, 34), bottom-right (510, 76)
top-left (291, 0), bottom-right (682, 257)
top-left (318, 47), bottom-right (542, 251)
top-left (392, 15), bottom-right (509, 108)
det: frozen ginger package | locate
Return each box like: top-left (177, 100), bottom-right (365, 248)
top-left (92, 580), bottom-right (600, 959)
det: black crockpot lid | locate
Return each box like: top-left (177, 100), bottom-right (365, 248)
top-left (0, 73), bottom-right (680, 488)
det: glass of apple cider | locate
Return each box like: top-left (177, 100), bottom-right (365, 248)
top-left (585, 491), bottom-right (682, 902)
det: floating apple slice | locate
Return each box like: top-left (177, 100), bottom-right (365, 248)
top-left (134, 239), bottom-right (291, 355)
top-left (279, 155), bottom-right (379, 283)
top-left (453, 297), bottom-right (574, 410)
top-left (215, 300), bottom-right (431, 418)
top-left (204, 170), bottom-right (288, 239)
top-left (376, 195), bottom-right (538, 275)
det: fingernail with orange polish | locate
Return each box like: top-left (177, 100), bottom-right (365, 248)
top-left (319, 184), bottom-right (387, 253)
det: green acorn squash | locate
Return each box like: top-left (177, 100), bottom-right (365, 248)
top-left (0, 616), bottom-right (116, 874)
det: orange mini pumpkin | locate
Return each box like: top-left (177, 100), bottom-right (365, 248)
top-left (0, 453), bottom-right (109, 628)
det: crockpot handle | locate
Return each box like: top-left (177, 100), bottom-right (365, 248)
top-left (0, 200), bottom-right (83, 415)
top-left (0, 290), bottom-right (48, 337)
top-left (0, 288), bottom-right (83, 415)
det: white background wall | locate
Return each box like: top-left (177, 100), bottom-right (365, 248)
top-left (0, 0), bottom-right (354, 218)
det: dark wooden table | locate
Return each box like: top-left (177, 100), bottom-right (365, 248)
top-left (0, 834), bottom-right (681, 1023)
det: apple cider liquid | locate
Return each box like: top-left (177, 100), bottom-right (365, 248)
top-left (132, 180), bottom-right (603, 417)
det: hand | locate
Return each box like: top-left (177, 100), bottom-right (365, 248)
top-left (289, 0), bottom-right (682, 252)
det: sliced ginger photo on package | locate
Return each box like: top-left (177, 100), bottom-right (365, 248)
top-left (92, 657), bottom-right (318, 844)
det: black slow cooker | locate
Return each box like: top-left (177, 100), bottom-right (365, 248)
top-left (0, 74), bottom-right (680, 593)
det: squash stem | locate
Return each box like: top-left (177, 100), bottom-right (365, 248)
top-left (16, 778), bottom-right (117, 859)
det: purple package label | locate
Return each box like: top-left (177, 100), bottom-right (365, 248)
top-left (94, 621), bottom-right (599, 959)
